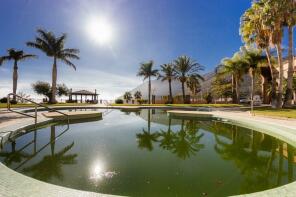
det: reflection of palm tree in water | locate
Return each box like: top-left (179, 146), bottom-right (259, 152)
top-left (136, 109), bottom-right (158, 151)
top-left (171, 120), bottom-right (204, 159)
top-left (137, 111), bottom-right (204, 159)
top-left (0, 141), bottom-right (31, 166)
top-left (213, 124), bottom-right (296, 192)
top-left (158, 117), bottom-right (175, 150)
top-left (23, 125), bottom-right (77, 182)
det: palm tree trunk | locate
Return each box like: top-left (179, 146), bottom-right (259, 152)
top-left (250, 68), bottom-right (254, 109)
top-left (235, 75), bottom-right (240, 104)
top-left (276, 44), bottom-right (284, 108)
top-left (168, 79), bottom-right (173, 103)
top-left (265, 48), bottom-right (277, 108)
top-left (148, 76), bottom-right (151, 104)
top-left (181, 81), bottom-right (186, 103)
top-left (51, 57), bottom-right (57, 104)
top-left (232, 74), bottom-right (237, 103)
top-left (12, 60), bottom-right (18, 101)
top-left (283, 25), bottom-right (294, 108)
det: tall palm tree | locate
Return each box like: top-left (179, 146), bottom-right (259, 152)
top-left (261, 0), bottom-right (286, 108)
top-left (158, 63), bottom-right (175, 104)
top-left (0, 49), bottom-right (36, 100)
top-left (240, 47), bottom-right (267, 107)
top-left (174, 56), bottom-right (203, 103)
top-left (137, 61), bottom-right (158, 104)
top-left (240, 2), bottom-right (278, 107)
top-left (283, 0), bottom-right (296, 107)
top-left (27, 29), bottom-right (79, 103)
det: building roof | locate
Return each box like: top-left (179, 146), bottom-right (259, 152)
top-left (71, 90), bottom-right (98, 95)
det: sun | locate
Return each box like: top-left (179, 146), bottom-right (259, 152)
top-left (86, 17), bottom-right (114, 45)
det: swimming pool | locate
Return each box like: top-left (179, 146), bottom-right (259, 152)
top-left (0, 109), bottom-right (295, 196)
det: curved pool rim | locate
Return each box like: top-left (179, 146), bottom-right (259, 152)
top-left (1, 107), bottom-right (296, 197)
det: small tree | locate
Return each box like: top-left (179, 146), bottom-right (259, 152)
top-left (32, 81), bottom-right (51, 100)
top-left (123, 92), bottom-right (132, 103)
top-left (134, 91), bottom-right (142, 104)
top-left (57, 84), bottom-right (69, 97)
top-left (16, 91), bottom-right (31, 103)
top-left (32, 81), bottom-right (69, 102)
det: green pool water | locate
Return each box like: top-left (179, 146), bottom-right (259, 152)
top-left (1, 109), bottom-right (296, 197)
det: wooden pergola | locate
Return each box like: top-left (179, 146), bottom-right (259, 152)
top-left (68, 89), bottom-right (99, 103)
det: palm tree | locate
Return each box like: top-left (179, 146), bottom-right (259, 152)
top-left (123, 91), bottom-right (132, 103)
top-left (134, 91), bottom-right (142, 104)
top-left (158, 63), bottom-right (176, 104)
top-left (0, 49), bottom-right (36, 100)
top-left (186, 74), bottom-right (203, 99)
top-left (174, 56), bottom-right (203, 103)
top-left (261, 0), bottom-right (286, 108)
top-left (134, 91), bottom-right (142, 100)
top-left (220, 53), bottom-right (246, 104)
top-left (240, 47), bottom-right (267, 107)
top-left (27, 29), bottom-right (79, 103)
top-left (137, 61), bottom-right (158, 104)
top-left (283, 0), bottom-right (296, 107)
top-left (240, 1), bottom-right (278, 108)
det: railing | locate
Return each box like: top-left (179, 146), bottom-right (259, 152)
top-left (7, 93), bottom-right (70, 125)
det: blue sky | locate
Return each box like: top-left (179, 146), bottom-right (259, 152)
top-left (0, 0), bottom-right (258, 99)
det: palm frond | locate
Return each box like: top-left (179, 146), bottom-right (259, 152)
top-left (20, 54), bottom-right (37, 61)
top-left (0, 56), bottom-right (12, 65)
top-left (60, 52), bottom-right (79, 60)
top-left (60, 58), bottom-right (77, 70)
top-left (61, 48), bottom-right (80, 54)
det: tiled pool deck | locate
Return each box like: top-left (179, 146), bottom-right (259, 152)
top-left (1, 108), bottom-right (296, 196)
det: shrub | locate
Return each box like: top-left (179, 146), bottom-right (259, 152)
top-left (10, 100), bottom-right (18, 104)
top-left (138, 99), bottom-right (148, 104)
top-left (66, 100), bottom-right (77, 103)
top-left (0, 97), bottom-right (7, 103)
top-left (115, 99), bottom-right (124, 104)
top-left (205, 93), bottom-right (213, 104)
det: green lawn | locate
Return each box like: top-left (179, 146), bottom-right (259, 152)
top-left (0, 103), bottom-right (93, 109)
top-left (111, 103), bottom-right (243, 108)
top-left (254, 107), bottom-right (296, 119)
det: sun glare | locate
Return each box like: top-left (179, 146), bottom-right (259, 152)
top-left (86, 17), bottom-right (114, 45)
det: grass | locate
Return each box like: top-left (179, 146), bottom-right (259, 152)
top-left (254, 107), bottom-right (296, 119)
top-left (0, 102), bottom-right (93, 109)
top-left (111, 103), bottom-right (243, 108)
